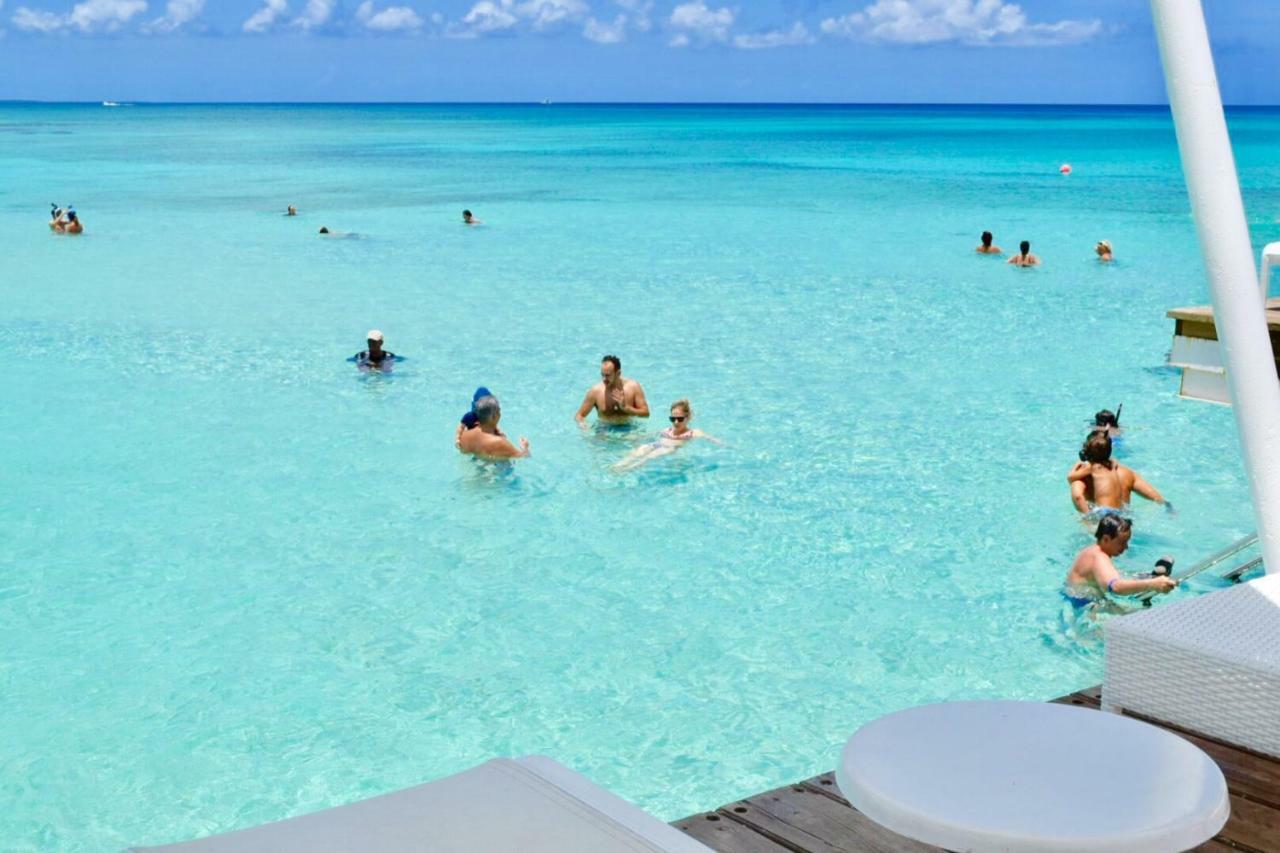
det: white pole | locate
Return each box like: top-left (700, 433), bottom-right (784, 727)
top-left (1150, 0), bottom-right (1280, 574)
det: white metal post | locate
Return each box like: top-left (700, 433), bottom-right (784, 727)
top-left (1150, 0), bottom-right (1280, 574)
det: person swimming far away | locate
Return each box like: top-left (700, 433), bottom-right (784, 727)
top-left (975, 231), bottom-right (1002, 254)
top-left (49, 204), bottom-right (82, 234)
top-left (1095, 240), bottom-right (1114, 262)
top-left (1007, 240), bottom-right (1039, 266)
top-left (457, 394), bottom-right (530, 460)
top-left (612, 399), bottom-right (721, 472)
top-left (286, 205), bottom-right (297, 216)
top-left (462, 209), bottom-right (482, 225)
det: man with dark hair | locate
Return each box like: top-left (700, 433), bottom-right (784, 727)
top-left (575, 354), bottom-right (650, 426)
top-left (975, 231), bottom-right (1002, 254)
top-left (1063, 515), bottom-right (1176, 608)
top-left (1068, 431), bottom-right (1168, 514)
top-left (458, 395), bottom-right (530, 459)
top-left (1007, 240), bottom-right (1040, 266)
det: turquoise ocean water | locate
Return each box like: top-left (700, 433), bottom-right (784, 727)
top-left (2, 103), bottom-right (1276, 850)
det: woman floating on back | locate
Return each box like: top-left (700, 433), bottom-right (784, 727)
top-left (613, 399), bottom-right (720, 471)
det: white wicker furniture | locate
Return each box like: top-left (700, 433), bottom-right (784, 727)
top-left (130, 756), bottom-right (713, 853)
top-left (1104, 572), bottom-right (1280, 757)
top-left (836, 700), bottom-right (1228, 852)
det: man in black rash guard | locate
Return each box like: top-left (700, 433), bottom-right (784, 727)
top-left (353, 330), bottom-right (396, 371)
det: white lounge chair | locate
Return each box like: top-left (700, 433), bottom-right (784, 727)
top-left (1104, 572), bottom-right (1280, 757)
top-left (129, 756), bottom-right (713, 852)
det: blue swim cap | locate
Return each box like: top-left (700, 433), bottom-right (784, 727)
top-left (472, 386), bottom-right (492, 404)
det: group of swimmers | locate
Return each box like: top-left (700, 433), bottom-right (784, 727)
top-left (293, 205), bottom-right (481, 236)
top-left (48, 204), bottom-right (83, 234)
top-left (1061, 408), bottom-right (1179, 612)
top-left (976, 231), bottom-right (1113, 266)
top-left (352, 334), bottom-right (717, 470)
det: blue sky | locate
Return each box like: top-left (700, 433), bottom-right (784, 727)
top-left (0, 0), bottom-right (1276, 103)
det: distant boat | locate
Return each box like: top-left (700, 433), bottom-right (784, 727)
top-left (102, 101), bottom-right (120, 107)
top-left (539, 99), bottom-right (552, 106)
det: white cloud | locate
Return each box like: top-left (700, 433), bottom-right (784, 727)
top-left (356, 0), bottom-right (423, 31)
top-left (13, 0), bottom-right (146, 33)
top-left (820, 0), bottom-right (1100, 47)
top-left (144, 0), bottom-right (203, 33)
top-left (667, 1), bottom-right (732, 46)
top-left (449, 0), bottom-right (588, 38)
top-left (451, 0), bottom-right (517, 36)
top-left (733, 21), bottom-right (813, 49)
top-left (292, 0), bottom-right (334, 30)
top-left (583, 13), bottom-right (624, 43)
top-left (13, 6), bottom-right (64, 31)
top-left (243, 0), bottom-right (286, 32)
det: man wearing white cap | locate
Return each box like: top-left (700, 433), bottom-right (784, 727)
top-left (352, 329), bottom-right (396, 371)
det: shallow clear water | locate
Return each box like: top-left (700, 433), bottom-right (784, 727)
top-left (1, 103), bottom-right (1275, 850)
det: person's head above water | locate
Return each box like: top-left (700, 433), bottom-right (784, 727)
top-left (601, 355), bottom-right (622, 384)
top-left (669, 399), bottom-right (691, 424)
top-left (287, 205), bottom-right (297, 216)
top-left (1095, 513), bottom-right (1133, 554)
top-left (1094, 409), bottom-right (1118, 428)
top-left (1081, 430), bottom-right (1113, 464)
top-left (1096, 239), bottom-right (1112, 256)
top-left (981, 231), bottom-right (993, 247)
top-left (473, 395), bottom-right (500, 425)
top-left (366, 329), bottom-right (384, 352)
top-left (1020, 240), bottom-right (1031, 255)
top-left (462, 209), bottom-right (474, 223)
top-left (319, 226), bottom-right (330, 234)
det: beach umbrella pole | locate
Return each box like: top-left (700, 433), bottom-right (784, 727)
top-left (1149, 0), bottom-right (1280, 574)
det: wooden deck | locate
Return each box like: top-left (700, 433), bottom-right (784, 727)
top-left (672, 688), bottom-right (1280, 852)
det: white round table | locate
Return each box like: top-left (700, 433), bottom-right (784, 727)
top-left (836, 701), bottom-right (1229, 853)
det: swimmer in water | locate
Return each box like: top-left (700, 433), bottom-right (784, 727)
top-left (975, 231), bottom-right (1002, 255)
top-left (455, 386), bottom-right (492, 447)
top-left (64, 210), bottom-right (82, 234)
top-left (1068, 431), bottom-right (1169, 515)
top-left (1092, 407), bottom-right (1122, 439)
top-left (1095, 240), bottom-right (1113, 262)
top-left (462, 209), bottom-right (481, 225)
top-left (352, 329), bottom-right (396, 372)
top-left (49, 204), bottom-right (64, 231)
top-left (612, 399), bottom-right (721, 471)
top-left (575, 355), bottom-right (650, 426)
top-left (286, 205), bottom-right (298, 216)
top-left (1007, 240), bottom-right (1040, 267)
top-left (457, 395), bottom-right (530, 460)
top-left (1062, 515), bottom-right (1176, 611)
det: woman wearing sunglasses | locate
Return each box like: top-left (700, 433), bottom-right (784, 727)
top-left (613, 399), bottom-right (720, 471)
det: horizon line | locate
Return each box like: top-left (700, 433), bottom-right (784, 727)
top-left (6, 99), bottom-right (1279, 108)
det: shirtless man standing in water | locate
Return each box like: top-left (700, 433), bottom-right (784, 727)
top-left (1063, 515), bottom-right (1176, 607)
top-left (575, 355), bottom-right (650, 426)
top-left (1068, 431), bottom-right (1169, 514)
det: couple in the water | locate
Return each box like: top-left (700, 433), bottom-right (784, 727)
top-left (573, 355), bottom-right (720, 470)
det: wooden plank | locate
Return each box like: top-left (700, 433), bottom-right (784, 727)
top-left (1217, 793), bottom-right (1280, 853)
top-left (672, 810), bottom-right (795, 853)
top-left (724, 782), bottom-right (938, 853)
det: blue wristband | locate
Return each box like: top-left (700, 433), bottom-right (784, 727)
top-left (1107, 579), bottom-right (1118, 593)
